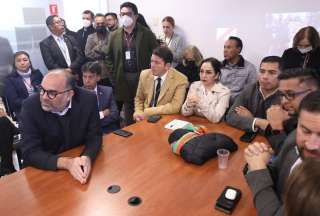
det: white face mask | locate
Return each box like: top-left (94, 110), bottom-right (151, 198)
top-left (298, 46), bottom-right (312, 54)
top-left (82, 19), bottom-right (91, 28)
top-left (120, 15), bottom-right (134, 28)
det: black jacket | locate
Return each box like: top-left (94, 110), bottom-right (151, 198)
top-left (4, 69), bottom-right (43, 118)
top-left (76, 25), bottom-right (95, 52)
top-left (281, 47), bottom-right (320, 70)
top-left (19, 87), bottom-right (102, 170)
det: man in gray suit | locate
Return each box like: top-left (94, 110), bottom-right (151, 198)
top-left (226, 56), bottom-right (282, 132)
top-left (244, 90), bottom-right (320, 216)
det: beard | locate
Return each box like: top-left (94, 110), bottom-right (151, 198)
top-left (297, 144), bottom-right (320, 160)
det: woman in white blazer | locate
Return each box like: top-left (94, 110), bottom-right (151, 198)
top-left (181, 57), bottom-right (231, 123)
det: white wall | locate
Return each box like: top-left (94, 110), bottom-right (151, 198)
top-left (62, 0), bottom-right (108, 31)
top-left (108, 0), bottom-right (320, 67)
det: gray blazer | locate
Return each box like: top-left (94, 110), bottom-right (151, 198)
top-left (226, 82), bottom-right (280, 131)
top-left (245, 130), bottom-right (299, 216)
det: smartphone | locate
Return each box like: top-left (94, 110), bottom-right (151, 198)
top-left (147, 115), bottom-right (162, 123)
top-left (215, 186), bottom-right (242, 214)
top-left (113, 129), bottom-right (133, 137)
top-left (240, 131), bottom-right (257, 143)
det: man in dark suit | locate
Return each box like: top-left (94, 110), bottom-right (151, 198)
top-left (244, 91), bottom-right (320, 216)
top-left (82, 62), bottom-right (119, 134)
top-left (40, 15), bottom-right (84, 79)
top-left (19, 69), bottom-right (102, 184)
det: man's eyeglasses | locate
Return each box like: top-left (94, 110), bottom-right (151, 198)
top-left (38, 85), bottom-right (72, 100)
top-left (279, 89), bottom-right (311, 101)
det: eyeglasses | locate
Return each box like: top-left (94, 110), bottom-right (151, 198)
top-left (279, 89), bottom-right (311, 101)
top-left (38, 85), bottom-right (72, 100)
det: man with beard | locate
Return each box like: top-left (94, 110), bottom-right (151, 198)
top-left (105, 12), bottom-right (118, 32)
top-left (265, 68), bottom-right (320, 154)
top-left (244, 90), bottom-right (320, 216)
top-left (226, 56), bottom-right (282, 132)
top-left (19, 69), bottom-right (102, 184)
top-left (85, 13), bottom-right (111, 86)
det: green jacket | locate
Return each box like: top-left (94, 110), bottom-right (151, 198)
top-left (104, 23), bottom-right (158, 101)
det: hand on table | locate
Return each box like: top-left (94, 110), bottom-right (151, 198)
top-left (134, 113), bottom-right (145, 122)
top-left (59, 156), bottom-right (92, 184)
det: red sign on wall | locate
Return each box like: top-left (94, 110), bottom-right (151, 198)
top-left (49, 4), bottom-right (58, 15)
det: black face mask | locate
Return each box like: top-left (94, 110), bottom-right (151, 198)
top-left (96, 26), bottom-right (107, 34)
top-left (185, 60), bottom-right (196, 67)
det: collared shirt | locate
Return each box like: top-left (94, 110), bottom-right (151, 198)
top-left (220, 55), bottom-right (257, 102)
top-left (150, 71), bottom-right (168, 107)
top-left (52, 100), bottom-right (72, 116)
top-left (92, 86), bottom-right (105, 120)
top-left (52, 34), bottom-right (71, 66)
top-left (123, 27), bottom-right (138, 73)
top-left (153, 71), bottom-right (168, 89)
top-left (290, 147), bottom-right (302, 174)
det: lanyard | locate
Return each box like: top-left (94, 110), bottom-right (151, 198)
top-left (124, 32), bottom-right (134, 49)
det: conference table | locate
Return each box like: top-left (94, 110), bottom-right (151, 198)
top-left (0, 115), bottom-right (264, 216)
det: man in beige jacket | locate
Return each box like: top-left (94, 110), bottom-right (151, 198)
top-left (134, 47), bottom-right (188, 121)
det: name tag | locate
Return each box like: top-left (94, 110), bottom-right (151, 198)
top-left (125, 51), bottom-right (131, 60)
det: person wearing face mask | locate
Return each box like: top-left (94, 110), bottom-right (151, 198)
top-left (104, 2), bottom-right (158, 125)
top-left (4, 51), bottom-right (43, 120)
top-left (175, 45), bottom-right (203, 85)
top-left (281, 26), bottom-right (320, 70)
top-left (85, 13), bottom-right (112, 87)
top-left (76, 10), bottom-right (96, 53)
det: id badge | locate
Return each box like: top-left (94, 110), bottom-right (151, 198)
top-left (125, 51), bottom-right (131, 60)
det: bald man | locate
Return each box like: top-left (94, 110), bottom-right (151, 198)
top-left (19, 69), bottom-right (102, 184)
